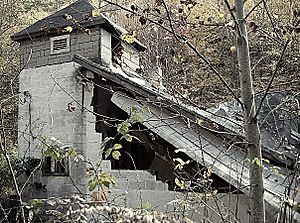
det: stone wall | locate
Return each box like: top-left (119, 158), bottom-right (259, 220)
top-left (19, 28), bottom-right (100, 69)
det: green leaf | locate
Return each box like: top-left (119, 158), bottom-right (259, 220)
top-left (87, 181), bottom-right (97, 191)
top-left (175, 164), bottom-right (183, 171)
top-left (86, 169), bottom-right (95, 177)
top-left (131, 106), bottom-right (139, 113)
top-left (293, 202), bottom-right (300, 212)
top-left (117, 122), bottom-right (131, 135)
top-left (251, 157), bottom-right (261, 167)
top-left (174, 178), bottom-right (191, 190)
top-left (105, 143), bottom-right (122, 160)
top-left (104, 147), bottom-right (113, 159)
top-left (141, 105), bottom-right (150, 113)
top-left (262, 158), bottom-right (270, 164)
top-left (64, 26), bottom-right (73, 33)
top-left (120, 32), bottom-right (137, 44)
top-left (113, 144), bottom-right (122, 150)
top-left (131, 112), bottom-right (143, 123)
top-left (64, 148), bottom-right (77, 158)
top-left (92, 9), bottom-right (100, 17)
top-left (271, 166), bottom-right (284, 178)
top-left (175, 178), bottom-right (185, 189)
top-left (29, 199), bottom-right (43, 207)
top-left (173, 158), bottom-right (185, 171)
top-left (102, 180), bottom-right (110, 187)
top-left (54, 150), bottom-right (61, 159)
top-left (173, 158), bottom-right (185, 166)
top-left (109, 175), bottom-right (117, 186)
top-left (112, 150), bottom-right (121, 160)
top-left (173, 158), bottom-right (190, 166)
top-left (123, 134), bottom-right (133, 142)
top-left (99, 173), bottom-right (116, 188)
top-left (142, 201), bottom-right (152, 209)
top-left (173, 157), bottom-right (191, 170)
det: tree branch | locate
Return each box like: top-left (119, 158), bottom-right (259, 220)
top-left (224, 0), bottom-right (242, 38)
top-left (254, 40), bottom-right (290, 119)
top-left (101, 0), bottom-right (244, 108)
top-left (262, 0), bottom-right (282, 44)
top-left (245, 0), bottom-right (264, 20)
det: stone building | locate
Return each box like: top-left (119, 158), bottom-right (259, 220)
top-left (12, 0), bottom-right (299, 222)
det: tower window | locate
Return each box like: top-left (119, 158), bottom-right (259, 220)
top-left (50, 35), bottom-right (70, 54)
top-left (43, 157), bottom-right (69, 176)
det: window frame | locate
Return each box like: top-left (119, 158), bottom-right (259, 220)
top-left (50, 34), bottom-right (70, 55)
top-left (42, 156), bottom-right (70, 176)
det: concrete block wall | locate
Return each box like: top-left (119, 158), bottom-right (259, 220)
top-left (99, 160), bottom-right (169, 191)
top-left (17, 25), bottom-right (141, 200)
top-left (107, 189), bottom-right (250, 222)
top-left (97, 164), bottom-right (252, 222)
top-left (82, 79), bottom-right (102, 167)
top-left (18, 62), bottom-right (94, 198)
top-left (19, 27), bottom-right (100, 69)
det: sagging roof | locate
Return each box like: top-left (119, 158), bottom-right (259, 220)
top-left (74, 54), bottom-right (300, 167)
top-left (73, 54), bottom-right (300, 220)
top-left (11, 0), bottom-right (146, 51)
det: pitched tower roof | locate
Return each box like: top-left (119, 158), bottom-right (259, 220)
top-left (12, 0), bottom-right (99, 41)
top-left (11, 0), bottom-right (146, 51)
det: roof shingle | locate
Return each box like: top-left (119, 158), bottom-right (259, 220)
top-left (11, 0), bottom-right (146, 51)
top-left (12, 0), bottom-right (100, 41)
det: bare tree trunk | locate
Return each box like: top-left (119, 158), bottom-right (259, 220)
top-left (234, 1), bottom-right (265, 223)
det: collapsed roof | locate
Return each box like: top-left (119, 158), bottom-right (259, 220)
top-left (74, 53), bottom-right (300, 221)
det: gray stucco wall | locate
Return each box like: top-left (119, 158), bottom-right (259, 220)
top-left (19, 28), bottom-right (100, 69)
